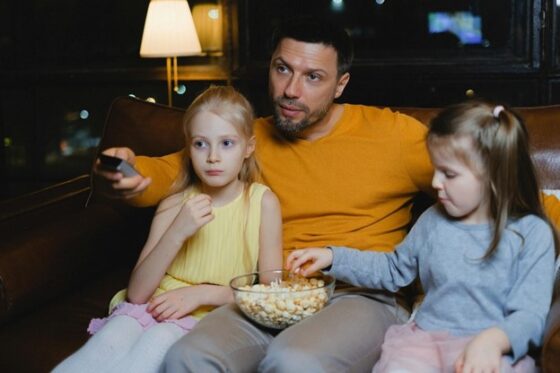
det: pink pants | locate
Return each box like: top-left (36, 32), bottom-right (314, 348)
top-left (372, 323), bottom-right (536, 373)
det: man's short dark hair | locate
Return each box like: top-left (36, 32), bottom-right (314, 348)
top-left (270, 17), bottom-right (354, 76)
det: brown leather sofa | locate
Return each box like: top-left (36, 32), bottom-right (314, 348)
top-left (0, 96), bottom-right (558, 373)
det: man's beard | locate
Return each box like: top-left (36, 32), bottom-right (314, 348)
top-left (272, 97), bottom-right (331, 138)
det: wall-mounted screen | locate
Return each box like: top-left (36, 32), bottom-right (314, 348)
top-left (428, 11), bottom-right (482, 45)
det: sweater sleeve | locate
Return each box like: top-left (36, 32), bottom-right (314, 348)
top-left (542, 192), bottom-right (560, 232)
top-left (327, 211), bottom-right (429, 291)
top-left (129, 151), bottom-right (183, 207)
top-left (497, 219), bottom-right (556, 362)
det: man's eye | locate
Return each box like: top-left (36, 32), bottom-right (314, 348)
top-left (308, 73), bottom-right (321, 81)
top-left (277, 65), bottom-right (289, 73)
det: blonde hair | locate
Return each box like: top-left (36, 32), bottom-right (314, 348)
top-left (173, 85), bottom-right (259, 192)
top-left (427, 99), bottom-right (558, 258)
top-left (173, 85), bottom-right (260, 270)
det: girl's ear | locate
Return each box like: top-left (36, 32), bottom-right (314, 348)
top-left (245, 136), bottom-right (256, 158)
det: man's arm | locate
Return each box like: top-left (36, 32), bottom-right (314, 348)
top-left (93, 147), bottom-right (183, 207)
top-left (131, 151), bottom-right (183, 207)
top-left (398, 114), bottom-right (436, 198)
top-left (543, 193), bottom-right (560, 231)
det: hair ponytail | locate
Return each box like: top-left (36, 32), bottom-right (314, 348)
top-left (428, 100), bottom-right (558, 259)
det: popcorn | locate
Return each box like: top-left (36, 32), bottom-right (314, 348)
top-left (234, 276), bottom-right (332, 329)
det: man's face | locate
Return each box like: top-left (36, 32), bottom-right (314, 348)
top-left (269, 38), bottom-right (349, 137)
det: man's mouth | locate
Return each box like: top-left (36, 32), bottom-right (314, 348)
top-left (279, 104), bottom-right (302, 118)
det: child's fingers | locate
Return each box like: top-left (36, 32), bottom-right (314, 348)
top-left (199, 213), bottom-right (214, 226)
top-left (156, 305), bottom-right (177, 321)
top-left (148, 297), bottom-right (170, 319)
top-left (454, 354), bottom-right (464, 373)
top-left (146, 297), bottom-right (159, 313)
top-left (167, 308), bottom-right (189, 320)
top-left (196, 205), bottom-right (214, 219)
top-left (285, 249), bottom-right (305, 270)
top-left (185, 195), bottom-right (214, 218)
top-left (187, 194), bottom-right (212, 206)
top-left (289, 251), bottom-right (316, 274)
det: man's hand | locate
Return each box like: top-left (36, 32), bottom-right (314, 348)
top-left (286, 248), bottom-right (333, 276)
top-left (455, 327), bottom-right (511, 373)
top-left (93, 147), bottom-right (151, 199)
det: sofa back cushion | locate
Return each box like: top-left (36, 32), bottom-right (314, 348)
top-left (398, 106), bottom-right (560, 190)
top-left (98, 97), bottom-right (560, 190)
top-left (97, 96), bottom-right (186, 157)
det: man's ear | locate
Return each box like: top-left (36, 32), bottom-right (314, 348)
top-left (245, 136), bottom-right (256, 158)
top-left (334, 72), bottom-right (350, 99)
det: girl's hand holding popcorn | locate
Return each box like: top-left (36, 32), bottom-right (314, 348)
top-left (286, 248), bottom-right (334, 276)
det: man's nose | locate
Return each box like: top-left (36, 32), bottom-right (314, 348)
top-left (284, 76), bottom-right (302, 98)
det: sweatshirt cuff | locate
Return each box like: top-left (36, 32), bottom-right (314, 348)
top-left (497, 324), bottom-right (525, 363)
top-left (325, 246), bottom-right (352, 274)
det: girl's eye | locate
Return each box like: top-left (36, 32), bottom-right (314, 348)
top-left (193, 140), bottom-right (207, 148)
top-left (444, 172), bottom-right (456, 178)
top-left (222, 139), bottom-right (234, 147)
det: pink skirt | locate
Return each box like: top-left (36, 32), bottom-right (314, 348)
top-left (372, 323), bottom-right (535, 373)
top-left (87, 302), bottom-right (199, 335)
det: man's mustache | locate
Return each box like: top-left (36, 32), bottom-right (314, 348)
top-left (274, 97), bottom-right (309, 113)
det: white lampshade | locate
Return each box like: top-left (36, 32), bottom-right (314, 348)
top-left (140, 0), bottom-right (202, 58)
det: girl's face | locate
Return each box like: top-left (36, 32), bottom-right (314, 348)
top-left (429, 139), bottom-right (490, 224)
top-left (189, 111), bottom-right (255, 193)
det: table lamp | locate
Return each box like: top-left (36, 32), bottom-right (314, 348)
top-left (140, 0), bottom-right (202, 106)
top-left (192, 3), bottom-right (223, 55)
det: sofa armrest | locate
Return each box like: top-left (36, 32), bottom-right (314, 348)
top-left (0, 176), bottom-right (154, 325)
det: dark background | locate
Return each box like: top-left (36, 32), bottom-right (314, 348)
top-left (1, 0), bottom-right (559, 200)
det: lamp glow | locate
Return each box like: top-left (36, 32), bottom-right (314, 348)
top-left (140, 0), bottom-right (201, 106)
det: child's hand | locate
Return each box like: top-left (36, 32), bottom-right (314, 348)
top-left (286, 248), bottom-right (333, 276)
top-left (147, 286), bottom-right (206, 321)
top-left (454, 327), bottom-right (510, 373)
top-left (172, 194), bottom-right (214, 240)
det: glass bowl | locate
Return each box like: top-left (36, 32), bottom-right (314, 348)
top-left (230, 269), bottom-right (335, 329)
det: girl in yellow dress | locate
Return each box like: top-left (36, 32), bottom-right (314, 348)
top-left (53, 86), bottom-right (283, 373)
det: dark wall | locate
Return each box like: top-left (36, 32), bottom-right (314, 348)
top-left (1, 0), bottom-right (559, 200)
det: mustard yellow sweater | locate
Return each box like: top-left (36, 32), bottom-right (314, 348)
top-left (133, 104), bottom-right (560, 257)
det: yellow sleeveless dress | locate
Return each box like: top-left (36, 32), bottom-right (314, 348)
top-left (104, 183), bottom-right (268, 322)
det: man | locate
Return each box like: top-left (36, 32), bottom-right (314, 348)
top-left (94, 18), bottom-right (559, 372)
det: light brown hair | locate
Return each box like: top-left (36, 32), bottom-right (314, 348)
top-left (428, 99), bottom-right (558, 258)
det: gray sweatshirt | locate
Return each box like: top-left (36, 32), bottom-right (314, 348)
top-left (328, 205), bottom-right (555, 362)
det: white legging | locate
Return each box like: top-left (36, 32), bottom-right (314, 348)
top-left (52, 315), bottom-right (184, 373)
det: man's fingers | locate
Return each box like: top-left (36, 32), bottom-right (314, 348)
top-left (110, 148), bottom-right (135, 163)
top-left (93, 166), bottom-right (123, 181)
